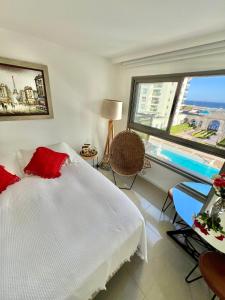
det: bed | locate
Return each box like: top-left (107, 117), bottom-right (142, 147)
top-left (0, 150), bottom-right (147, 300)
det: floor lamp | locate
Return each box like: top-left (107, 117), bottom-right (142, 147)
top-left (100, 99), bottom-right (123, 170)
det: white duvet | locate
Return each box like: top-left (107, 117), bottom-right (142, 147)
top-left (0, 157), bottom-right (147, 300)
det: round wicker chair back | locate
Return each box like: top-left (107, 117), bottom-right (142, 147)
top-left (109, 131), bottom-right (145, 176)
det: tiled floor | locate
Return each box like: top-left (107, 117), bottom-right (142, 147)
top-left (95, 171), bottom-right (212, 300)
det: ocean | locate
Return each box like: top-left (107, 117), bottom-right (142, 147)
top-left (184, 100), bottom-right (225, 109)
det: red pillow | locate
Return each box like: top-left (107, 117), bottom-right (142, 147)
top-left (0, 165), bottom-right (20, 193)
top-left (24, 147), bottom-right (69, 179)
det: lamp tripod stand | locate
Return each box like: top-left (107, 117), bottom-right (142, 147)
top-left (99, 99), bottom-right (123, 170)
top-left (99, 120), bottom-right (114, 170)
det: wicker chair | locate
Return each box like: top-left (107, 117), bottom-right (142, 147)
top-left (109, 130), bottom-right (145, 189)
top-left (185, 251), bottom-right (225, 300)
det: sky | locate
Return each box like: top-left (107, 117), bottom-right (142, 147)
top-left (186, 76), bottom-right (225, 103)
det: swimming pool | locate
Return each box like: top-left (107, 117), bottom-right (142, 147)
top-left (149, 144), bottom-right (219, 179)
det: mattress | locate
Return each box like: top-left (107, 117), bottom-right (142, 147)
top-left (0, 155), bottom-right (147, 300)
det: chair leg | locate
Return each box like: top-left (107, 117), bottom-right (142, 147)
top-left (112, 170), bottom-right (117, 186)
top-left (161, 194), bottom-right (173, 212)
top-left (172, 212), bottom-right (178, 224)
top-left (185, 263), bottom-right (202, 283)
top-left (112, 171), bottom-right (137, 190)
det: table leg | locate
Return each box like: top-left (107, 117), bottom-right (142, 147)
top-left (167, 228), bottom-right (214, 261)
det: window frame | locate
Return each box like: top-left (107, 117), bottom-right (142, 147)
top-left (128, 70), bottom-right (225, 159)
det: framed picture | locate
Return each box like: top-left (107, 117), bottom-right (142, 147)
top-left (0, 56), bottom-right (53, 121)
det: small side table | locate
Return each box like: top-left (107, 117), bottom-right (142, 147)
top-left (80, 153), bottom-right (98, 168)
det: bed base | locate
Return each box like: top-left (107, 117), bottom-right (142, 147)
top-left (90, 247), bottom-right (140, 299)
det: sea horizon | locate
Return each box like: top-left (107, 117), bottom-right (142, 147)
top-left (184, 100), bottom-right (225, 109)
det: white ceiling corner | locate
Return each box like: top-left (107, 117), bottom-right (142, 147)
top-left (0, 0), bottom-right (225, 62)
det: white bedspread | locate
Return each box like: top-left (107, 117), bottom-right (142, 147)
top-left (0, 157), bottom-right (147, 300)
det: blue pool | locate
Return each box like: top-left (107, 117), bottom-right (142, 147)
top-left (199, 110), bottom-right (209, 115)
top-left (150, 145), bottom-right (219, 179)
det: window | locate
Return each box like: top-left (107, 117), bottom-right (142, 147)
top-left (128, 71), bottom-right (225, 181)
top-left (171, 76), bottom-right (225, 150)
top-left (133, 82), bottom-right (178, 130)
top-left (136, 132), bottom-right (224, 181)
top-left (142, 87), bottom-right (148, 94)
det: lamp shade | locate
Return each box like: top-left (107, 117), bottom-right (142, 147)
top-left (101, 99), bottom-right (123, 120)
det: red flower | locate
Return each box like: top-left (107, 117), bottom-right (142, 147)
top-left (194, 219), bottom-right (209, 235)
top-left (220, 173), bottom-right (225, 177)
top-left (216, 234), bottom-right (225, 241)
top-left (214, 177), bottom-right (225, 187)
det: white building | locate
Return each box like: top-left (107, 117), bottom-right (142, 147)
top-left (173, 77), bottom-right (191, 125)
top-left (136, 79), bottom-right (190, 129)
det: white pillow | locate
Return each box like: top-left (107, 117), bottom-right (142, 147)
top-left (0, 152), bottom-right (22, 177)
top-left (17, 142), bottom-right (78, 173)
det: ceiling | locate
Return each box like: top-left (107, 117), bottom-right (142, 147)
top-left (1, 0), bottom-right (225, 62)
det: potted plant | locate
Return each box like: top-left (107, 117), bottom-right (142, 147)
top-left (194, 211), bottom-right (225, 241)
top-left (193, 174), bottom-right (225, 241)
top-left (211, 173), bottom-right (225, 215)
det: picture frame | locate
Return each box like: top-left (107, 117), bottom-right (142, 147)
top-left (0, 56), bottom-right (53, 121)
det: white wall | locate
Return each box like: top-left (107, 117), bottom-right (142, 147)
top-left (0, 28), bottom-right (117, 155)
top-left (116, 52), bottom-right (225, 191)
top-left (1, 26), bottom-right (224, 192)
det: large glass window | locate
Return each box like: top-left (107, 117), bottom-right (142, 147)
top-left (133, 82), bottom-right (178, 130)
top-left (136, 132), bottom-right (224, 181)
top-left (128, 71), bottom-right (225, 181)
top-left (171, 76), bottom-right (225, 150)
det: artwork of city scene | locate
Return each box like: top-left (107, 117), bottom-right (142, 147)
top-left (134, 76), bottom-right (225, 150)
top-left (0, 64), bottom-right (49, 118)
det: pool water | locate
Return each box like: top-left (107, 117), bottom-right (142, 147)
top-left (150, 145), bottom-right (219, 179)
top-left (199, 110), bottom-right (209, 115)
